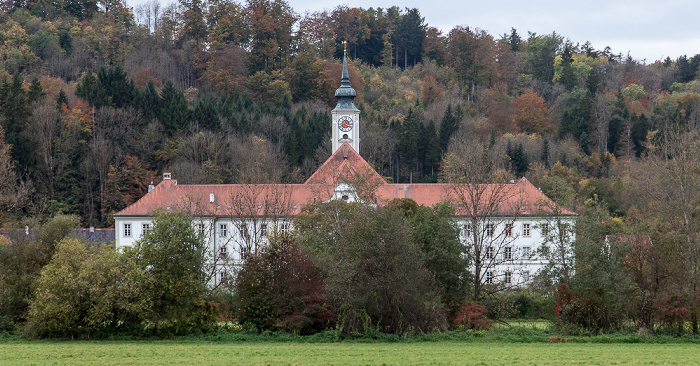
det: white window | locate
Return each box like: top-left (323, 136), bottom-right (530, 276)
top-left (523, 223), bottom-right (531, 236)
top-left (504, 247), bottom-right (512, 260)
top-left (486, 223), bottom-right (494, 237)
top-left (123, 223), bottom-right (131, 237)
top-left (261, 223), bottom-right (267, 237)
top-left (241, 245), bottom-right (250, 258)
top-left (142, 223), bottom-right (150, 233)
top-left (196, 223), bottom-right (205, 236)
top-left (505, 271), bottom-right (512, 284)
top-left (219, 245), bottom-right (227, 258)
top-left (240, 226), bottom-right (250, 240)
top-left (505, 224), bottom-right (513, 237)
top-left (462, 224), bottom-right (472, 237)
top-left (280, 223), bottom-right (291, 234)
top-left (486, 271), bottom-right (494, 284)
top-left (523, 270), bottom-right (530, 282)
top-left (219, 224), bottom-right (228, 237)
top-left (485, 246), bottom-right (494, 259)
top-left (541, 223), bottom-right (550, 236)
top-left (522, 246), bottom-right (531, 258)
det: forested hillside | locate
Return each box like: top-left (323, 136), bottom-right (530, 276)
top-left (0, 0), bottom-right (699, 232)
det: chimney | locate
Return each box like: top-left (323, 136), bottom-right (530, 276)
top-left (148, 181), bottom-right (154, 192)
top-left (210, 193), bottom-right (215, 204)
top-left (163, 172), bottom-right (172, 180)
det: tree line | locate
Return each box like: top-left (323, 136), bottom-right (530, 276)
top-left (1, 0), bottom-right (700, 336)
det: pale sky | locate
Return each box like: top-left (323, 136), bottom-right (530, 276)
top-left (128, 0), bottom-right (700, 63)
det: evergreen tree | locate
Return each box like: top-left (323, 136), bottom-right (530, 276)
top-left (140, 81), bottom-right (160, 121)
top-left (422, 120), bottom-right (441, 181)
top-left (559, 44), bottom-right (577, 90)
top-left (0, 74), bottom-right (35, 173)
top-left (579, 131), bottom-right (591, 155)
top-left (28, 77), bottom-right (44, 102)
top-left (393, 8), bottom-right (426, 68)
top-left (541, 137), bottom-right (550, 169)
top-left (585, 69), bottom-right (600, 95)
top-left (56, 89), bottom-right (69, 110)
top-left (97, 65), bottom-right (138, 109)
top-left (159, 80), bottom-right (190, 136)
top-left (558, 88), bottom-right (593, 142)
top-left (394, 108), bottom-right (421, 182)
top-left (438, 104), bottom-right (458, 152)
top-left (75, 71), bottom-right (109, 108)
top-left (677, 55), bottom-right (695, 83)
top-left (508, 28), bottom-right (522, 52)
top-left (607, 92), bottom-right (627, 154)
top-left (630, 113), bottom-right (650, 157)
top-left (192, 94), bottom-right (219, 131)
top-left (509, 142), bottom-right (529, 176)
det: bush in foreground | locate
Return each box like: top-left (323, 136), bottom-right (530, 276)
top-left (235, 235), bottom-right (335, 334)
top-left (28, 237), bottom-right (148, 338)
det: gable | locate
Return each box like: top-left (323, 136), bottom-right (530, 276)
top-left (305, 142), bottom-right (386, 186)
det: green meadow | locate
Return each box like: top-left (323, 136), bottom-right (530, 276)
top-left (1, 341), bottom-right (698, 365)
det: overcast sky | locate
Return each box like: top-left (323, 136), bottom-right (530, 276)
top-left (129, 0), bottom-right (700, 63)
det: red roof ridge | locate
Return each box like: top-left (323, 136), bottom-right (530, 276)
top-left (512, 176), bottom-right (577, 216)
top-left (114, 178), bottom-right (178, 216)
top-left (304, 142), bottom-right (386, 185)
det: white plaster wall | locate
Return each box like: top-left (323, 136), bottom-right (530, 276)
top-left (117, 214), bottom-right (572, 287)
top-left (455, 216), bottom-right (576, 285)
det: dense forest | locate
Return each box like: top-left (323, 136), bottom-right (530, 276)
top-left (0, 0), bottom-right (698, 228)
top-left (1, 0), bottom-right (700, 336)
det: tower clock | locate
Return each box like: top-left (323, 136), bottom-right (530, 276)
top-left (331, 49), bottom-right (360, 153)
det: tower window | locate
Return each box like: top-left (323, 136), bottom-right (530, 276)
top-left (342, 133), bottom-right (348, 139)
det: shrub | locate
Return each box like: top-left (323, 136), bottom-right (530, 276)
top-left (235, 235), bottom-right (335, 335)
top-left (452, 300), bottom-right (492, 331)
top-left (654, 295), bottom-right (689, 333)
top-left (27, 238), bottom-right (149, 338)
top-left (555, 283), bottom-right (618, 333)
top-left (0, 215), bottom-right (79, 324)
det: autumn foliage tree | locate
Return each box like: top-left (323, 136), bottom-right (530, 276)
top-left (514, 90), bottom-right (552, 134)
top-left (235, 234), bottom-right (334, 334)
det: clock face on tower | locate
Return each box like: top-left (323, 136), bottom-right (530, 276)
top-left (337, 116), bottom-right (353, 132)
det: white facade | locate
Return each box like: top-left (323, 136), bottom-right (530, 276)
top-left (455, 217), bottom-right (575, 286)
top-left (116, 215), bottom-right (294, 285)
top-left (115, 211), bottom-right (574, 287)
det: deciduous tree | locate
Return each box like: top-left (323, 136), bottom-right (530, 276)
top-left (296, 201), bottom-right (446, 334)
top-left (130, 210), bottom-right (213, 334)
top-left (514, 90), bottom-right (552, 135)
top-left (441, 138), bottom-right (524, 300)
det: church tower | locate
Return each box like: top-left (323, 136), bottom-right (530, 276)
top-left (331, 45), bottom-right (360, 153)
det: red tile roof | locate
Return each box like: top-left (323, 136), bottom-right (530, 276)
top-left (115, 145), bottom-right (576, 218)
top-left (305, 142), bottom-right (386, 186)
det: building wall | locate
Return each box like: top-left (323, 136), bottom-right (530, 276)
top-left (116, 214), bottom-right (574, 287)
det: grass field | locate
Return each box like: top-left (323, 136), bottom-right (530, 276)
top-left (2, 341), bottom-right (699, 365)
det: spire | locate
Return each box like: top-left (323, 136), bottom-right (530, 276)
top-left (334, 41), bottom-right (357, 107)
top-left (341, 42), bottom-right (350, 83)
